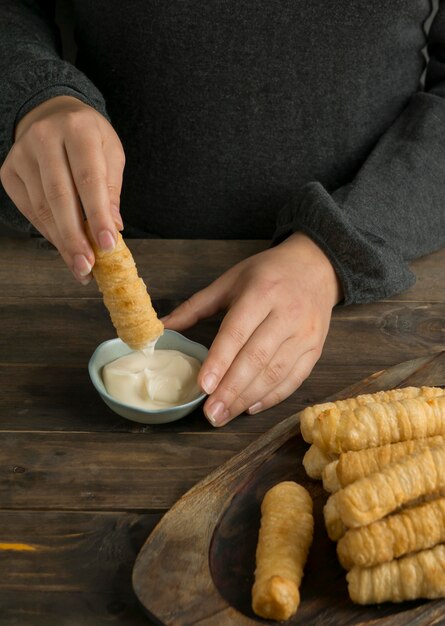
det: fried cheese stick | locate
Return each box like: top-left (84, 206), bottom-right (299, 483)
top-left (299, 386), bottom-right (442, 443)
top-left (302, 444), bottom-right (338, 480)
top-left (324, 489), bottom-right (445, 544)
top-left (252, 482), bottom-right (313, 621)
top-left (323, 494), bottom-right (347, 541)
top-left (322, 461), bottom-right (341, 493)
top-left (322, 436), bottom-right (445, 493)
top-left (338, 496), bottom-right (445, 569)
top-left (325, 444), bottom-right (445, 529)
top-left (347, 544), bottom-right (445, 604)
top-left (85, 221), bottom-right (164, 350)
top-left (313, 395), bottom-right (445, 454)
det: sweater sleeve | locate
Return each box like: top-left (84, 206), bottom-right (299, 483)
top-left (274, 4), bottom-right (445, 305)
top-left (0, 0), bottom-right (109, 232)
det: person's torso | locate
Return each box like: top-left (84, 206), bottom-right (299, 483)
top-left (73, 0), bottom-right (431, 238)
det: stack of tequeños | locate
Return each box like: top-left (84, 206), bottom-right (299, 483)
top-left (301, 385), bottom-right (445, 604)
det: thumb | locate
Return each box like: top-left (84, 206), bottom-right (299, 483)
top-left (161, 280), bottom-right (228, 331)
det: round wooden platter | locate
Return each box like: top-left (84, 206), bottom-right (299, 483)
top-left (133, 352), bottom-right (445, 626)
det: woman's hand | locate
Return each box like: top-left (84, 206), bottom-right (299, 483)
top-left (0, 95), bottom-right (125, 284)
top-left (163, 233), bottom-right (342, 426)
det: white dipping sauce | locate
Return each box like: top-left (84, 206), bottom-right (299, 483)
top-left (102, 347), bottom-right (201, 409)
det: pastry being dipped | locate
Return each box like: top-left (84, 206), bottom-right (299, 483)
top-left (85, 221), bottom-right (164, 350)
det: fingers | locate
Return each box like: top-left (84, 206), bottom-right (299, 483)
top-left (206, 347), bottom-right (319, 427)
top-left (13, 152), bottom-right (93, 284)
top-left (44, 126), bottom-right (115, 253)
top-left (246, 348), bottom-right (320, 415)
top-left (165, 272), bottom-right (324, 429)
top-left (205, 332), bottom-right (302, 424)
top-left (204, 319), bottom-right (319, 426)
top-left (0, 165), bottom-right (53, 244)
top-left (169, 235), bottom-right (335, 428)
top-left (198, 293), bottom-right (270, 395)
top-left (202, 315), bottom-right (296, 424)
top-left (0, 97), bottom-right (126, 283)
top-left (32, 138), bottom-right (94, 278)
top-left (64, 122), bottom-right (121, 245)
top-left (103, 134), bottom-right (125, 229)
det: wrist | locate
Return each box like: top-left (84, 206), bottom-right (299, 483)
top-left (281, 232), bottom-right (343, 306)
top-left (15, 95), bottom-right (91, 140)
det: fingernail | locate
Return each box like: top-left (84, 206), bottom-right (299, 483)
top-left (201, 372), bottom-right (218, 395)
top-left (248, 401), bottom-right (263, 415)
top-left (98, 230), bottom-right (116, 252)
top-left (205, 401), bottom-right (229, 427)
top-left (73, 254), bottom-right (92, 277)
top-left (79, 276), bottom-right (92, 286)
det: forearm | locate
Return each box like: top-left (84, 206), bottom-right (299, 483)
top-left (0, 0), bottom-right (108, 230)
top-left (0, 0), bottom-right (108, 149)
top-left (275, 6), bottom-right (445, 305)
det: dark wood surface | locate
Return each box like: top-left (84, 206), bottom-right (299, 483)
top-left (1, 237), bottom-right (445, 626)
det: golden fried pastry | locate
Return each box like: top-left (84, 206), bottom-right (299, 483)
top-left (322, 460), bottom-right (341, 493)
top-left (302, 444), bottom-right (338, 480)
top-left (252, 482), bottom-right (313, 621)
top-left (300, 401), bottom-right (338, 443)
top-left (347, 544), bottom-right (445, 604)
top-left (337, 496), bottom-right (445, 569)
top-left (85, 221), bottom-right (164, 349)
top-left (328, 444), bottom-right (445, 529)
top-left (323, 436), bottom-right (445, 493)
top-left (313, 395), bottom-right (445, 454)
top-left (299, 386), bottom-right (442, 444)
top-left (325, 488), bottom-right (445, 545)
top-left (323, 494), bottom-right (347, 541)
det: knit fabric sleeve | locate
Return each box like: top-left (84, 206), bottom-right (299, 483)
top-left (0, 0), bottom-right (109, 232)
top-left (274, 4), bottom-right (445, 305)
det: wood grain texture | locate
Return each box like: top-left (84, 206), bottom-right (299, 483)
top-left (133, 352), bottom-right (445, 625)
top-left (0, 511), bottom-right (160, 626)
top-left (2, 298), bottom-right (444, 367)
top-left (2, 237), bottom-right (445, 625)
top-left (0, 238), bottom-right (266, 300)
top-left (0, 432), bottom-right (254, 510)
top-left (0, 593), bottom-right (152, 626)
top-left (0, 363), bottom-right (409, 433)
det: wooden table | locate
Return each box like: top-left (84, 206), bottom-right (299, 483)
top-left (1, 236), bottom-right (444, 626)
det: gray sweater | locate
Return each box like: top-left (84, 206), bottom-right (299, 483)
top-left (1, 0), bottom-right (444, 304)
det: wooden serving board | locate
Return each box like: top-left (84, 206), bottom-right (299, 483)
top-left (133, 352), bottom-right (445, 625)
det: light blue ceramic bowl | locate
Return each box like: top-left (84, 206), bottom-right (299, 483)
top-left (88, 330), bottom-right (208, 424)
